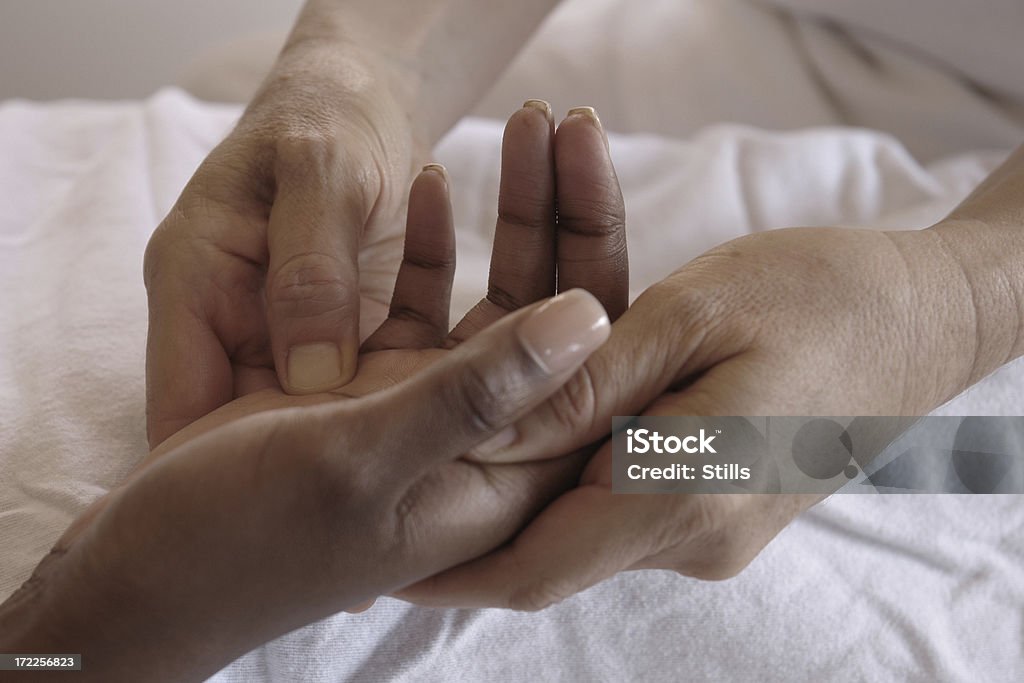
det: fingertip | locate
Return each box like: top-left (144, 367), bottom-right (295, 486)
top-left (420, 162), bottom-right (449, 187)
top-left (465, 290), bottom-right (609, 463)
top-left (284, 339), bottom-right (356, 394)
top-left (558, 105), bottom-right (610, 155)
top-left (409, 163), bottom-right (453, 228)
top-left (523, 99), bottom-right (555, 128)
top-left (566, 106), bottom-right (601, 126)
top-left (516, 289), bottom-right (610, 376)
top-left (507, 100), bottom-right (556, 141)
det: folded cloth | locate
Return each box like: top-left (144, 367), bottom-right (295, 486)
top-left (470, 0), bottom-right (1024, 162)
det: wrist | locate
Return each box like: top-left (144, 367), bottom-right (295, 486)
top-left (0, 562), bottom-right (150, 681)
top-left (268, 25), bottom-right (427, 149)
top-left (928, 216), bottom-right (1024, 363)
top-left (900, 219), bottom-right (1024, 406)
top-left (0, 535), bottom-right (220, 681)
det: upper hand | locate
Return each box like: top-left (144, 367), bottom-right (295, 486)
top-left (401, 223), bottom-right (975, 609)
top-left (143, 41), bottom-right (425, 448)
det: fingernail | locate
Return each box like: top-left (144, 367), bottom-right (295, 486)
top-left (421, 163), bottom-right (448, 186)
top-left (517, 289), bottom-right (610, 375)
top-left (567, 106), bottom-right (601, 126)
top-left (567, 106), bottom-right (609, 152)
top-left (288, 342), bottom-right (344, 393)
top-left (472, 425), bottom-right (518, 459)
top-left (523, 99), bottom-right (554, 125)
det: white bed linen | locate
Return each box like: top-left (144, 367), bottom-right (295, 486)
top-left (1, 89), bottom-right (1022, 682)
top-left (3, 0), bottom-right (1024, 679)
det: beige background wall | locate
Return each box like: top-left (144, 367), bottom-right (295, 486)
top-left (0, 0), bottom-right (302, 100)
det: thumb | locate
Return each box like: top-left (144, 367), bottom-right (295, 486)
top-left (467, 282), bottom-right (749, 463)
top-left (343, 289), bottom-right (610, 481)
top-left (266, 154), bottom-right (365, 394)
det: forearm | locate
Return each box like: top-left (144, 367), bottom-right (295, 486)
top-left (280, 0), bottom-right (562, 144)
top-left (918, 143), bottom-right (1024, 402)
top-left (0, 548), bottom-right (212, 682)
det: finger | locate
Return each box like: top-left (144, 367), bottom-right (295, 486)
top-left (395, 482), bottom-right (665, 610)
top-left (447, 100), bottom-right (557, 344)
top-left (363, 165), bottom-right (455, 352)
top-left (335, 289), bottom-right (610, 482)
top-left (146, 285), bottom-right (233, 448)
top-left (266, 143), bottom-right (366, 394)
top-left (555, 108), bottom-right (628, 321)
top-left (467, 279), bottom-right (751, 463)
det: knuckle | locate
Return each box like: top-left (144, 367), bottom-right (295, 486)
top-left (274, 133), bottom-right (337, 173)
top-left (142, 230), bottom-right (169, 290)
top-left (680, 539), bottom-right (750, 581)
top-left (497, 197), bottom-right (552, 231)
top-left (274, 129), bottom-right (377, 180)
top-left (557, 196), bottom-right (625, 238)
top-left (388, 304), bottom-right (436, 328)
top-left (274, 135), bottom-right (341, 193)
top-left (544, 363), bottom-right (599, 434)
top-left (486, 282), bottom-right (528, 312)
top-left (639, 277), bottom-right (719, 341)
top-left (448, 360), bottom-right (514, 435)
top-left (508, 578), bottom-right (571, 612)
top-left (661, 497), bottom-right (753, 581)
top-left (272, 133), bottom-right (382, 222)
top-left (142, 220), bottom-right (182, 290)
top-left (402, 250), bottom-right (455, 273)
top-left (269, 251), bottom-right (354, 318)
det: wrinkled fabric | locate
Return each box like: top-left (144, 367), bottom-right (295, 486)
top-left (1, 88), bottom-right (1021, 681)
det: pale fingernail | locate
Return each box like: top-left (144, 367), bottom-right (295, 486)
top-left (567, 106), bottom-right (600, 126)
top-left (523, 99), bottom-right (554, 125)
top-left (472, 425), bottom-right (518, 459)
top-left (422, 163), bottom-right (448, 182)
top-left (567, 106), bottom-right (609, 151)
top-left (517, 289), bottom-right (610, 375)
top-left (288, 342), bottom-right (344, 393)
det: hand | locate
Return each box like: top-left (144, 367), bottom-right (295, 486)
top-left (400, 222), bottom-right (982, 610)
top-left (0, 103), bottom-right (628, 679)
top-left (143, 39), bottom-right (426, 448)
top-left (143, 102), bottom-right (627, 452)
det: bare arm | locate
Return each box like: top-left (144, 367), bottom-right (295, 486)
top-left (279, 0), bottom-right (563, 144)
top-left (929, 144), bottom-right (1024, 388)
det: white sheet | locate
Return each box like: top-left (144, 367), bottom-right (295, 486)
top-left (3, 0), bottom-right (1024, 679)
top-left (1, 89), bottom-right (1021, 682)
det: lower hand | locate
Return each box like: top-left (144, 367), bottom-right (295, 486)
top-left (401, 223), bottom-right (983, 609)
